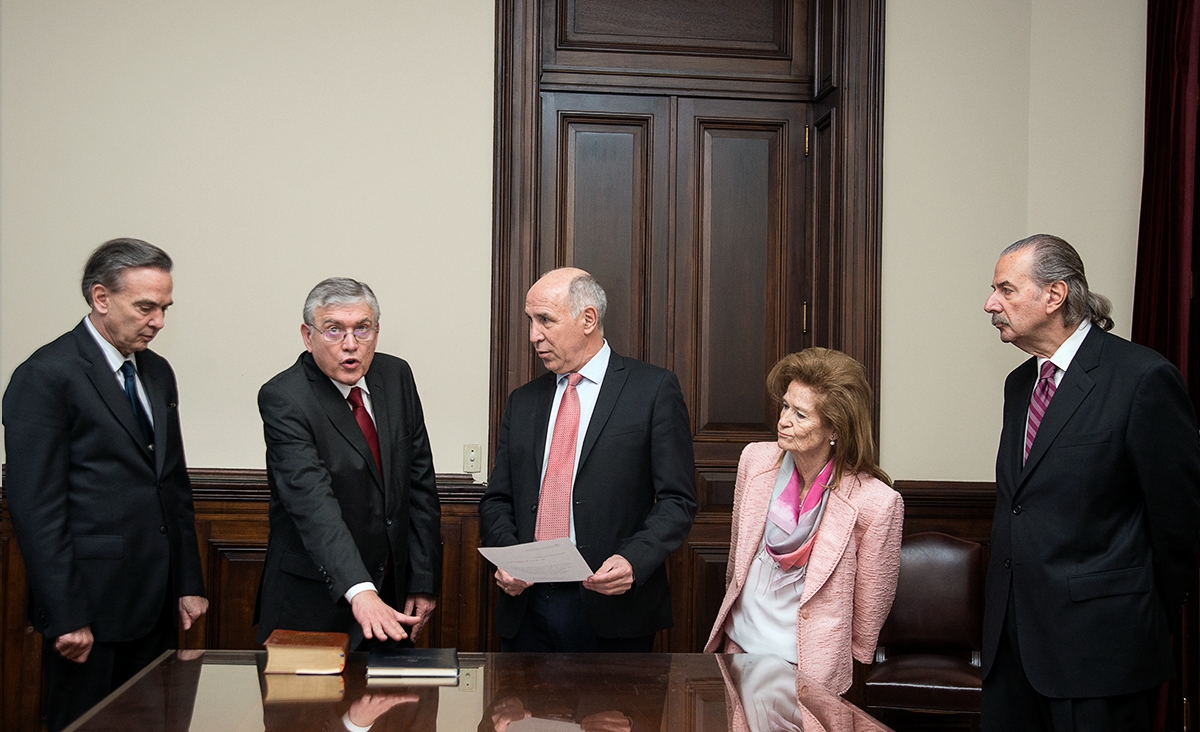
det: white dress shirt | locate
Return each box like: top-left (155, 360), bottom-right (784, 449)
top-left (539, 340), bottom-right (611, 543)
top-left (83, 316), bottom-right (154, 427)
top-left (1026, 319), bottom-right (1091, 448)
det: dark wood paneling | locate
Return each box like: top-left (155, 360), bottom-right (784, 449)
top-left (674, 97), bottom-right (806, 472)
top-left (562, 0), bottom-right (788, 54)
top-left (0, 533), bottom-right (43, 732)
top-left (539, 93), bottom-right (672, 360)
top-left (676, 100), bottom-right (803, 439)
top-left (542, 0), bottom-right (811, 100)
top-left (203, 543), bottom-right (266, 650)
top-left (813, 0), bottom-right (836, 96)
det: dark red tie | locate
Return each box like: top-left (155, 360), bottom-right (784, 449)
top-left (347, 386), bottom-right (382, 474)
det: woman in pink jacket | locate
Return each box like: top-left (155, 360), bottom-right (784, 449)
top-left (704, 348), bottom-right (904, 696)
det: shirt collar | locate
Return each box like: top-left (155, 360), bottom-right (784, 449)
top-left (330, 375), bottom-right (370, 400)
top-left (83, 316), bottom-right (134, 373)
top-left (568, 340), bottom-right (611, 386)
top-left (1039, 319), bottom-right (1091, 375)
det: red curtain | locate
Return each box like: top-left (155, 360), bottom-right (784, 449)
top-left (1131, 0), bottom-right (1200, 393)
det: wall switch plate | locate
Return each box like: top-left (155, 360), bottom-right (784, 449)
top-left (464, 444), bottom-right (482, 473)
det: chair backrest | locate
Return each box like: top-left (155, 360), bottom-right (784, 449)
top-left (876, 531), bottom-right (983, 659)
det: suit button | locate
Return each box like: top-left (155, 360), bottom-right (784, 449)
top-left (801, 609), bottom-right (810, 620)
top-left (531, 503), bottom-right (538, 514)
top-left (1012, 505), bottom-right (1023, 515)
top-left (378, 564), bottom-right (386, 572)
top-left (1004, 558), bottom-right (1012, 569)
top-left (385, 517), bottom-right (393, 526)
top-left (159, 526), bottom-right (167, 534)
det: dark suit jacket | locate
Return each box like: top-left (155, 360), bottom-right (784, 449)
top-left (2, 321), bottom-right (205, 642)
top-left (479, 351), bottom-right (697, 639)
top-left (982, 325), bottom-right (1200, 698)
top-left (254, 352), bottom-right (441, 646)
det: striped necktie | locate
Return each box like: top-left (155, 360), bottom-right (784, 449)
top-left (1024, 360), bottom-right (1057, 463)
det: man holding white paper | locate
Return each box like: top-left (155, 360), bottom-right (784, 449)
top-left (479, 268), bottom-right (697, 652)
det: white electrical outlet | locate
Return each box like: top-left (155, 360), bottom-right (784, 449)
top-left (459, 667), bottom-right (476, 691)
top-left (464, 444), bottom-right (482, 473)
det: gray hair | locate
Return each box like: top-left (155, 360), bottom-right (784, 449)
top-left (567, 272), bottom-right (607, 330)
top-left (303, 278), bottom-right (380, 326)
top-left (1003, 234), bottom-right (1114, 331)
top-left (81, 238), bottom-right (173, 306)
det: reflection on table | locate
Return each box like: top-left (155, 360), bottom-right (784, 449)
top-left (64, 650), bottom-right (893, 732)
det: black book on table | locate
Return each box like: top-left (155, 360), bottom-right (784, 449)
top-left (366, 647), bottom-right (459, 678)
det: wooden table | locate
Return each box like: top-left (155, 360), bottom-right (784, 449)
top-left (65, 650), bottom-right (893, 731)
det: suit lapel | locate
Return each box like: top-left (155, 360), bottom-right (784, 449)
top-left (1018, 328), bottom-right (1101, 486)
top-left (366, 368), bottom-right (393, 491)
top-left (579, 353), bottom-right (628, 468)
top-left (732, 459), bottom-right (778, 589)
top-left (800, 477), bottom-right (857, 606)
top-left (137, 354), bottom-right (170, 477)
top-left (75, 325), bottom-right (153, 461)
top-left (303, 355), bottom-right (383, 489)
top-left (1001, 359), bottom-right (1037, 490)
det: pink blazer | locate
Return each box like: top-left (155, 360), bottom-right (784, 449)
top-left (703, 442), bottom-right (904, 695)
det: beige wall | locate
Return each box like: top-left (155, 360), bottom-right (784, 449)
top-left (2, 1), bottom-right (1147, 484)
top-left (0, 1), bottom-right (496, 473)
top-left (880, 0), bottom-right (1146, 480)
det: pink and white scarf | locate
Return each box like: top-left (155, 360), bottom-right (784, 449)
top-left (762, 457), bottom-right (833, 589)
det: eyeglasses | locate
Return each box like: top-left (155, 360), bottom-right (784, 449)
top-left (312, 324), bottom-right (378, 344)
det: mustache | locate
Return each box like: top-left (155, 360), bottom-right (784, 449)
top-left (991, 314), bottom-right (1009, 327)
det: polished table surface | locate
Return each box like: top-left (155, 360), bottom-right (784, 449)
top-left (66, 650), bottom-right (894, 732)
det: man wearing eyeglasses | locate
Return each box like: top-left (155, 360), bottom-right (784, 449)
top-left (254, 278), bottom-right (442, 649)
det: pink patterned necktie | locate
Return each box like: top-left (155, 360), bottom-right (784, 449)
top-left (535, 373), bottom-right (584, 541)
top-left (1025, 360), bottom-right (1058, 463)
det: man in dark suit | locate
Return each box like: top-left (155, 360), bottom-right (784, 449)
top-left (479, 268), bottom-right (697, 652)
top-left (255, 278), bottom-right (441, 649)
top-left (3, 238), bottom-right (208, 732)
top-left (981, 234), bottom-right (1200, 731)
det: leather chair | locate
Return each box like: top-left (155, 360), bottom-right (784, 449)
top-left (863, 531), bottom-right (983, 715)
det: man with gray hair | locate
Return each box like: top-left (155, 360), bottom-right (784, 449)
top-left (982, 234), bottom-right (1200, 731)
top-left (480, 267), bottom-right (697, 652)
top-left (255, 278), bottom-right (442, 649)
top-left (3, 238), bottom-right (207, 731)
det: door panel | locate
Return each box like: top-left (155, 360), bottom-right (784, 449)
top-left (539, 93), bottom-right (671, 361)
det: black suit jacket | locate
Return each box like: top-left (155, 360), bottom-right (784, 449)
top-left (479, 351), bottom-right (697, 639)
top-left (2, 321), bottom-right (205, 642)
top-left (982, 325), bottom-right (1200, 698)
top-left (254, 352), bottom-right (442, 646)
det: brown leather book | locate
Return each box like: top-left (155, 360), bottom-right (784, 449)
top-left (262, 629), bottom-right (349, 674)
top-left (263, 673), bottom-right (346, 702)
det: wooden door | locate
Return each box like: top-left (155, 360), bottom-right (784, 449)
top-left (492, 0), bottom-right (884, 651)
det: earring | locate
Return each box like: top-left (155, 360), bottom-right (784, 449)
top-left (829, 439), bottom-right (836, 446)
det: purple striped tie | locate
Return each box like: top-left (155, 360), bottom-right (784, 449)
top-left (1025, 360), bottom-right (1058, 463)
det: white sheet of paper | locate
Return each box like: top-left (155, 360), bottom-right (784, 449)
top-left (478, 538), bottom-right (594, 583)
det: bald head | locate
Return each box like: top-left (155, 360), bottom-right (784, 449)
top-left (525, 268), bottom-right (607, 374)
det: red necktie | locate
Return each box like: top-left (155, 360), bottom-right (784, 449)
top-left (1025, 360), bottom-right (1057, 463)
top-left (535, 373), bottom-right (584, 541)
top-left (347, 386), bottom-right (382, 474)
